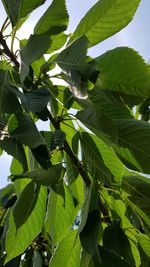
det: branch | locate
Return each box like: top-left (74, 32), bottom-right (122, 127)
top-left (46, 108), bottom-right (111, 223)
top-left (0, 32), bottom-right (19, 70)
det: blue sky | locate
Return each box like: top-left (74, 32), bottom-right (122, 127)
top-left (0, 0), bottom-right (150, 187)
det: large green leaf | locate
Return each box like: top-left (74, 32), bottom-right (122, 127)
top-left (81, 132), bottom-right (124, 185)
top-left (99, 246), bottom-right (132, 267)
top-left (80, 250), bottom-right (94, 267)
top-left (122, 174), bottom-right (150, 217)
top-left (89, 87), bottom-right (133, 120)
top-left (45, 186), bottom-right (76, 245)
top-left (11, 164), bottom-right (65, 186)
top-left (96, 47), bottom-right (150, 97)
top-left (56, 36), bottom-right (88, 73)
top-left (65, 154), bottom-right (78, 185)
top-left (137, 234), bottom-right (150, 258)
top-left (16, 87), bottom-right (51, 113)
top-left (5, 186), bottom-right (47, 263)
top-left (76, 107), bottom-right (117, 143)
top-left (114, 119), bottom-right (150, 173)
top-left (34, 0), bottom-right (69, 35)
top-left (0, 137), bottom-right (28, 171)
top-left (0, 184), bottom-right (14, 208)
top-left (2, 0), bottom-right (46, 26)
top-left (80, 132), bottom-right (114, 184)
top-left (0, 70), bottom-right (21, 114)
top-left (71, 0), bottom-right (141, 47)
top-left (103, 221), bottom-right (135, 265)
top-left (13, 181), bottom-right (40, 229)
top-left (20, 34), bottom-right (51, 81)
top-left (8, 113), bottom-right (50, 169)
top-left (8, 113), bottom-right (45, 148)
top-left (80, 209), bottom-right (101, 265)
top-left (49, 230), bottom-right (81, 267)
top-left (47, 33), bottom-right (68, 54)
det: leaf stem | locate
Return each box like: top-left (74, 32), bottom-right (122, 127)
top-left (46, 108), bottom-right (111, 222)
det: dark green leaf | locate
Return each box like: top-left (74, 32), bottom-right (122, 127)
top-left (122, 174), bottom-right (150, 217)
top-left (9, 113), bottom-right (46, 148)
top-left (13, 181), bottom-right (40, 229)
top-left (20, 34), bottom-right (51, 81)
top-left (0, 184), bottom-right (14, 208)
top-left (65, 154), bottom-right (78, 185)
top-left (56, 36), bottom-right (88, 72)
top-left (2, 0), bottom-right (46, 26)
top-left (103, 221), bottom-right (135, 265)
top-left (12, 164), bottom-right (65, 186)
top-left (99, 246), bottom-right (132, 267)
top-left (25, 87), bottom-right (51, 113)
top-left (80, 209), bottom-right (101, 265)
top-left (0, 137), bottom-right (28, 171)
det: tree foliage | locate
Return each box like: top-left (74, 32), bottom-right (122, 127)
top-left (0, 0), bottom-right (150, 266)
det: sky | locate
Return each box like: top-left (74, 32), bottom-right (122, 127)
top-left (0, 0), bottom-right (150, 187)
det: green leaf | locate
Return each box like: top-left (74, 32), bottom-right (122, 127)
top-left (2, 0), bottom-right (46, 27)
top-left (65, 154), bottom-right (78, 185)
top-left (122, 174), bottom-right (150, 217)
top-left (89, 87), bottom-right (133, 120)
top-left (9, 113), bottom-right (46, 148)
top-left (80, 250), bottom-right (94, 267)
top-left (80, 209), bottom-right (101, 265)
top-left (0, 70), bottom-right (21, 114)
top-left (137, 234), bottom-right (150, 258)
top-left (80, 132), bottom-right (113, 184)
top-left (99, 246), bottom-right (132, 267)
top-left (12, 164), bottom-right (65, 186)
top-left (20, 34), bottom-right (51, 81)
top-left (13, 181), bottom-right (40, 229)
top-left (8, 113), bottom-right (50, 169)
top-left (45, 186), bottom-right (75, 245)
top-left (47, 33), bottom-right (68, 54)
top-left (25, 87), bottom-right (51, 113)
top-left (103, 221), bottom-right (135, 265)
top-left (76, 107), bottom-right (117, 143)
top-left (79, 181), bottom-right (99, 233)
top-left (71, 0), bottom-right (141, 47)
top-left (34, 0), bottom-right (69, 35)
top-left (0, 137), bottom-right (28, 171)
top-left (5, 186), bottom-right (47, 263)
top-left (49, 231), bottom-right (81, 267)
top-left (56, 36), bottom-right (88, 73)
top-left (81, 132), bottom-right (124, 185)
top-left (0, 184), bottom-right (14, 208)
top-left (114, 119), bottom-right (150, 173)
top-left (33, 250), bottom-right (43, 267)
top-left (96, 47), bottom-right (150, 97)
